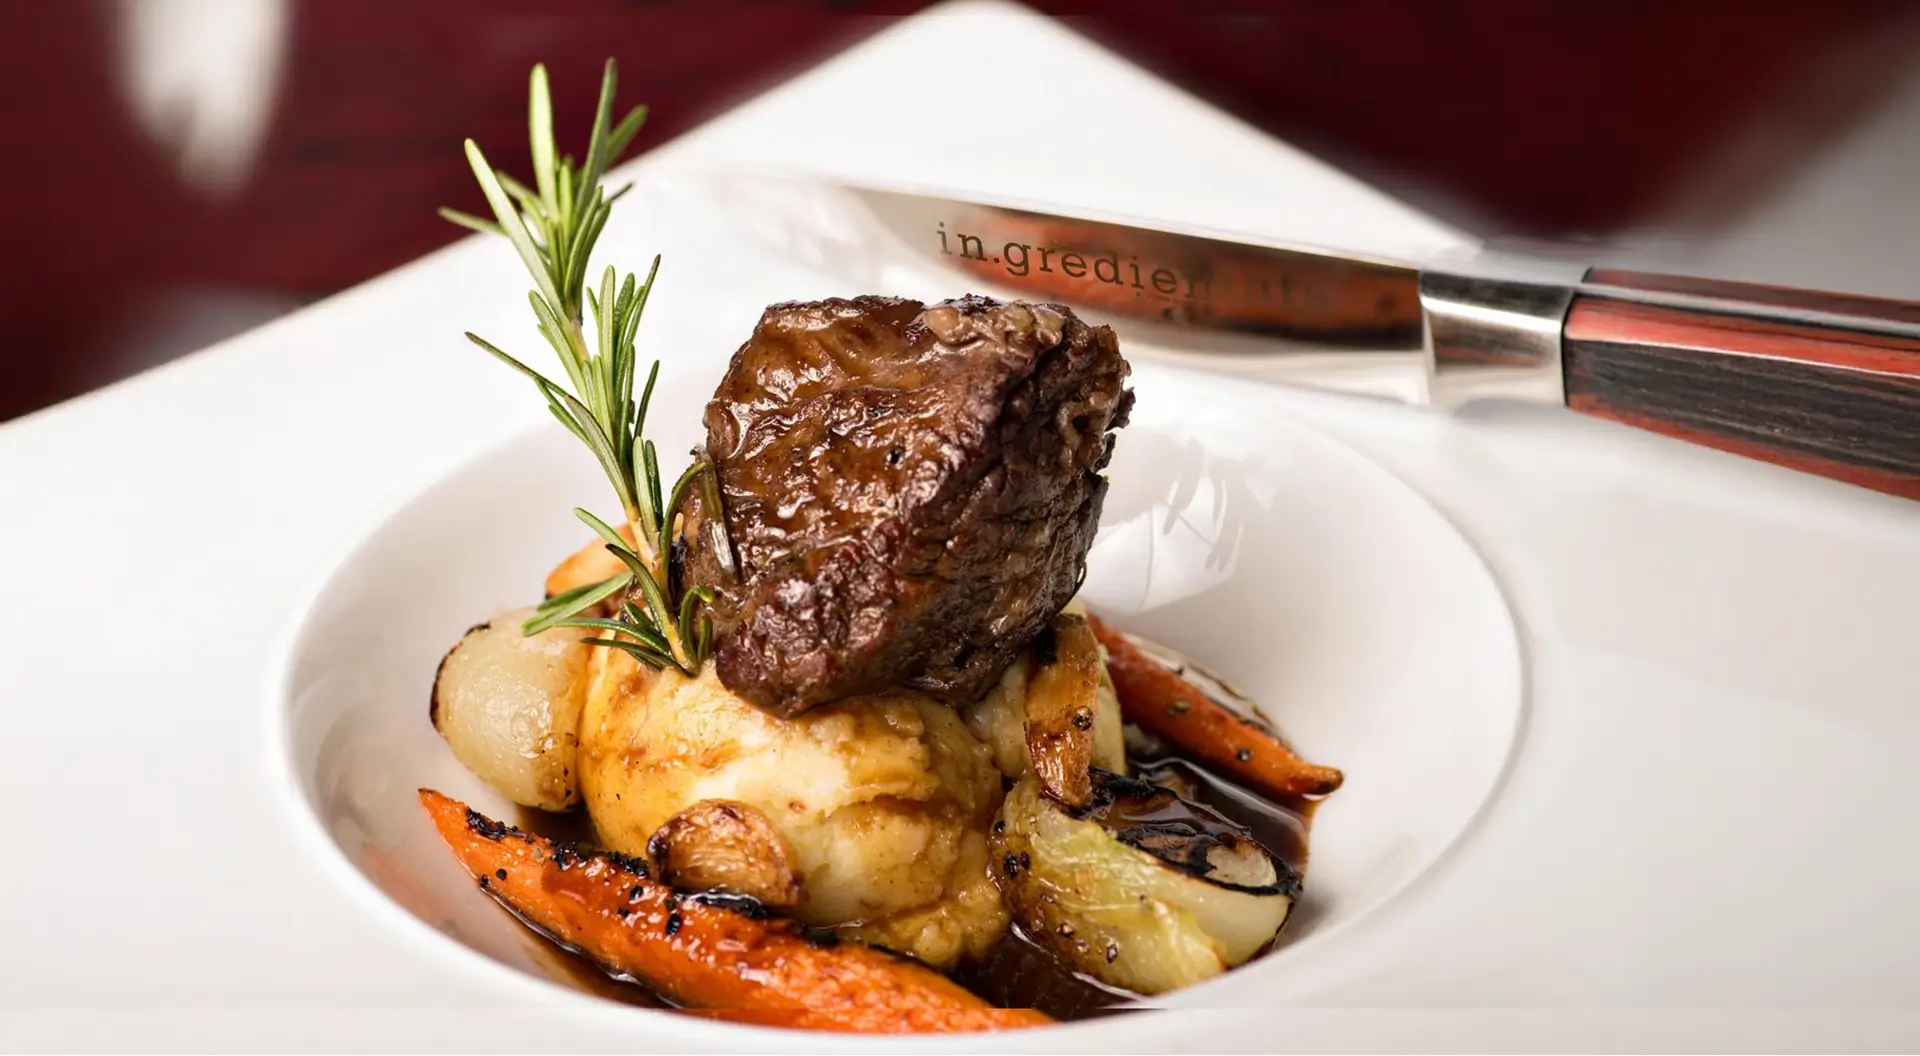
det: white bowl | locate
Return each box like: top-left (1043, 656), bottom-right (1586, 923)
top-left (279, 360), bottom-right (1523, 1045)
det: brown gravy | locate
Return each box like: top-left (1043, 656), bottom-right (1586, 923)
top-left (509, 745), bottom-right (1316, 1020)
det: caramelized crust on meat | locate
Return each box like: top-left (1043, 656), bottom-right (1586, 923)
top-left (688, 294), bottom-right (1131, 716)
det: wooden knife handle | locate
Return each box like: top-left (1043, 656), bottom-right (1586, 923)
top-left (1562, 269), bottom-right (1920, 499)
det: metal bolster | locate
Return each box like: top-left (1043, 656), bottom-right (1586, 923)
top-left (1419, 270), bottom-right (1577, 409)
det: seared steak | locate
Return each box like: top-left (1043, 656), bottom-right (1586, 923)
top-left (686, 294), bottom-right (1131, 716)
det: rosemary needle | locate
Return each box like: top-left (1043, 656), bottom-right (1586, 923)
top-left (445, 59), bottom-right (718, 676)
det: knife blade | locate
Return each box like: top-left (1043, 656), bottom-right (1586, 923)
top-left (796, 178), bottom-right (1920, 500)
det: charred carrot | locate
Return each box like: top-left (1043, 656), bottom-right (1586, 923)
top-left (1087, 616), bottom-right (1344, 798)
top-left (419, 789), bottom-right (1049, 1033)
top-left (543, 524), bottom-right (637, 601)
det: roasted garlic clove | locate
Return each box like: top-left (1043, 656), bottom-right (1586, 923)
top-left (646, 799), bottom-right (806, 909)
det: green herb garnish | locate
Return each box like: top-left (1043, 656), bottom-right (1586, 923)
top-left (443, 59), bottom-right (718, 675)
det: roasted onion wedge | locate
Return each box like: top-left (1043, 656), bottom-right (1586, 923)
top-left (988, 771), bottom-right (1299, 995)
top-left (430, 607), bottom-right (589, 811)
top-left (1021, 612), bottom-right (1119, 806)
top-left (964, 610), bottom-right (1125, 798)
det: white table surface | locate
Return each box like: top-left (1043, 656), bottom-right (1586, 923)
top-left (3, 3), bottom-right (1918, 1051)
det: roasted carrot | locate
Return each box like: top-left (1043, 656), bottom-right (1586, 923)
top-left (419, 789), bottom-right (1049, 1033)
top-left (1087, 615), bottom-right (1344, 799)
top-left (543, 524), bottom-right (637, 601)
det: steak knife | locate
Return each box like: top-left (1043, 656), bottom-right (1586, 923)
top-left (808, 181), bottom-right (1920, 500)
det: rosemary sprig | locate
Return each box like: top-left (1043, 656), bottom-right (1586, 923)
top-left (445, 59), bottom-right (716, 675)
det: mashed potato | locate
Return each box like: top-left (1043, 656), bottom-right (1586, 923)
top-left (576, 647), bottom-right (1009, 968)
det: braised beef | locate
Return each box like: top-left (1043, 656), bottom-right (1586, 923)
top-left (685, 294), bottom-right (1131, 716)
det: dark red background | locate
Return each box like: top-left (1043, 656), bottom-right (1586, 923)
top-left (5, 0), bottom-right (1917, 421)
